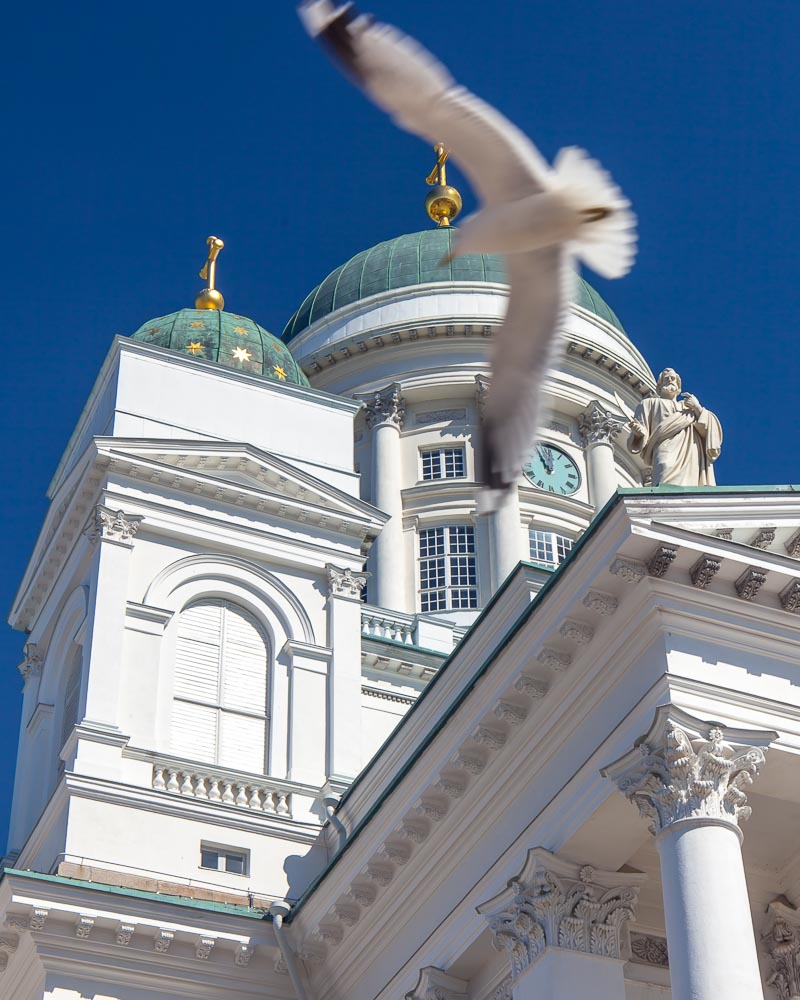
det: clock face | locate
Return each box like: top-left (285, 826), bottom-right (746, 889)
top-left (522, 444), bottom-right (581, 496)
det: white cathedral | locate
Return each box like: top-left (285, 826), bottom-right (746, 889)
top-left (2, 172), bottom-right (800, 1000)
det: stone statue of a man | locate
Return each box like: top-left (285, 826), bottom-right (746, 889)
top-left (627, 368), bottom-right (722, 486)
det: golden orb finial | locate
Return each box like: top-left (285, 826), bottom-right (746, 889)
top-left (195, 235), bottom-right (225, 310)
top-left (425, 143), bottom-right (462, 227)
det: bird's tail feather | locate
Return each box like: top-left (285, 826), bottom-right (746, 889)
top-left (552, 147), bottom-right (637, 279)
top-left (297, 0), bottom-right (348, 37)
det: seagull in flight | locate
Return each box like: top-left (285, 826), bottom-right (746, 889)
top-left (298, 1), bottom-right (636, 509)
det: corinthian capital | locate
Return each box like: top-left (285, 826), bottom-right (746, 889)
top-left (474, 374), bottom-right (491, 419)
top-left (361, 383), bottom-right (405, 429)
top-left (578, 401), bottom-right (626, 447)
top-left (327, 564), bottom-right (369, 600)
top-left (18, 642), bottom-right (43, 680)
top-left (477, 848), bottom-right (643, 981)
top-left (764, 900), bottom-right (800, 1000)
top-left (404, 967), bottom-right (468, 1000)
top-left (601, 706), bottom-right (776, 836)
top-left (85, 504), bottom-right (144, 545)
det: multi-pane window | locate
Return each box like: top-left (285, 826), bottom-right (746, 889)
top-left (420, 446), bottom-right (466, 481)
top-left (419, 525), bottom-right (478, 611)
top-left (171, 600), bottom-right (269, 774)
top-left (529, 529), bottom-right (574, 569)
top-left (200, 844), bottom-right (248, 876)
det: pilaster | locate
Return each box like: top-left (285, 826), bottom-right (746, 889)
top-left (326, 565), bottom-right (369, 784)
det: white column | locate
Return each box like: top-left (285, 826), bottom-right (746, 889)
top-left (603, 706), bottom-right (776, 1000)
top-left (326, 565), bottom-right (368, 784)
top-left (488, 490), bottom-right (524, 590)
top-left (578, 401), bottom-right (626, 510)
top-left (81, 505), bottom-right (143, 730)
top-left (363, 383), bottom-right (406, 611)
top-left (478, 847), bottom-right (643, 1000)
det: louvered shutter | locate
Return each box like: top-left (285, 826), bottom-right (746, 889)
top-left (171, 600), bottom-right (224, 761)
top-left (170, 600), bottom-right (269, 772)
top-left (219, 605), bottom-right (268, 772)
top-left (60, 658), bottom-right (82, 751)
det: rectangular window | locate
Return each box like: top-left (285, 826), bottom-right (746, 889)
top-left (200, 844), bottom-right (249, 876)
top-left (419, 526), bottom-right (477, 611)
top-left (420, 446), bottom-right (466, 481)
top-left (529, 529), bottom-right (574, 569)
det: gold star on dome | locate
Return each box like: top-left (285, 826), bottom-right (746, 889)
top-left (233, 325), bottom-right (248, 335)
top-left (233, 346), bottom-right (252, 362)
top-left (189, 321), bottom-right (204, 328)
top-left (187, 342), bottom-right (204, 355)
top-left (273, 364), bottom-right (287, 380)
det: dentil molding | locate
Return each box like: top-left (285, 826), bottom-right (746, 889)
top-left (601, 706), bottom-right (777, 836)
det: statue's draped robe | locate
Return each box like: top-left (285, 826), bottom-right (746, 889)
top-left (628, 397), bottom-right (722, 486)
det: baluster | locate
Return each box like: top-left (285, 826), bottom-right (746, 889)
top-left (208, 779), bottom-right (221, 802)
top-left (194, 776), bottom-right (208, 798)
top-left (222, 781), bottom-right (235, 804)
top-left (166, 770), bottom-right (180, 793)
top-left (235, 784), bottom-right (248, 807)
top-left (275, 790), bottom-right (289, 815)
top-left (248, 786), bottom-right (262, 810)
top-left (180, 772), bottom-right (194, 796)
top-left (263, 790), bottom-right (277, 814)
top-left (153, 767), bottom-right (166, 791)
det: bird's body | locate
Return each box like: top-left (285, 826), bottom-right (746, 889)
top-left (298, 0), bottom-right (637, 506)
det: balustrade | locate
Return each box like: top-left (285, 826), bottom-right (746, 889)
top-left (152, 764), bottom-right (291, 816)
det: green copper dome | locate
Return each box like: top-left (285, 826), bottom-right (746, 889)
top-left (282, 228), bottom-right (625, 342)
top-left (132, 309), bottom-right (309, 387)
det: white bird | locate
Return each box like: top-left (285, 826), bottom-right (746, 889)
top-left (298, 1), bottom-right (637, 509)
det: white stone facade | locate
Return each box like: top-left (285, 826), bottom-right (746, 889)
top-left (3, 250), bottom-right (800, 1000)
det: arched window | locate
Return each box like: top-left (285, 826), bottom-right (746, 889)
top-left (171, 599), bottom-right (269, 774)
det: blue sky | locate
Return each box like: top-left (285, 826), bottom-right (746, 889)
top-left (1, 0), bottom-right (798, 851)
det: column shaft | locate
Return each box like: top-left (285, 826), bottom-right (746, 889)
top-left (658, 821), bottom-right (764, 1000)
top-left (585, 440), bottom-right (618, 509)
top-left (371, 420), bottom-right (405, 610)
top-left (489, 490), bottom-right (523, 590)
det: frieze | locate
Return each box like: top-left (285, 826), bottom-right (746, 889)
top-left (415, 408), bottom-right (467, 426)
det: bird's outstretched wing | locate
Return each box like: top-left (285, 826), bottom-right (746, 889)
top-left (298, 1), bottom-right (553, 205)
top-left (479, 248), bottom-right (573, 502)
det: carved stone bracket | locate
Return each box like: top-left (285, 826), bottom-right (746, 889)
top-left (578, 401), bottom-right (626, 447)
top-left (750, 527), bottom-right (776, 550)
top-left (85, 504), bottom-right (144, 545)
top-left (690, 554), bottom-right (721, 589)
top-left (610, 557), bottom-right (647, 584)
top-left (18, 642), bottom-right (43, 680)
top-left (475, 374), bottom-right (491, 419)
top-left (405, 966), bottom-right (469, 1000)
top-left (763, 899), bottom-right (800, 1000)
top-left (360, 382), bottom-right (405, 430)
top-left (735, 567), bottom-right (767, 601)
top-left (785, 529), bottom-right (800, 558)
top-left (602, 706), bottom-right (776, 836)
top-left (478, 848), bottom-right (643, 981)
top-left (582, 591), bottom-right (619, 616)
top-left (780, 581), bottom-right (800, 614)
top-left (647, 545), bottom-right (677, 578)
top-left (327, 564), bottom-right (369, 600)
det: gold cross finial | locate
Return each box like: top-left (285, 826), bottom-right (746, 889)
top-left (424, 143), bottom-right (462, 227)
top-left (195, 236), bottom-right (225, 310)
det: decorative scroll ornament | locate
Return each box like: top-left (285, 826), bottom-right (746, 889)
top-left (361, 382), bottom-right (405, 429)
top-left (690, 554), bottom-right (721, 589)
top-left (405, 966), bottom-right (469, 1000)
top-left (327, 564), bottom-right (369, 599)
top-left (85, 504), bottom-right (144, 544)
top-left (18, 642), bottom-right (43, 680)
top-left (577, 400), bottom-right (626, 447)
top-left (478, 849), bottom-right (643, 980)
top-left (764, 901), bottom-right (800, 1000)
top-left (601, 706), bottom-right (776, 836)
top-left (630, 932), bottom-right (669, 967)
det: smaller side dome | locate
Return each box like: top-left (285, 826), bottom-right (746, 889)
top-left (131, 309), bottom-right (309, 387)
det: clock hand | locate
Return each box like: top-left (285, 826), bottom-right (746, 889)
top-left (540, 445), bottom-right (555, 474)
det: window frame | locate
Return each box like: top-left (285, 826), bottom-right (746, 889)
top-left (418, 524), bottom-right (478, 612)
top-left (199, 843), bottom-right (249, 877)
top-left (528, 528), bottom-right (574, 570)
top-left (419, 445), bottom-right (467, 482)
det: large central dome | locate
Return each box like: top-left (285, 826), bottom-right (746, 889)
top-left (282, 228), bottom-right (625, 342)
